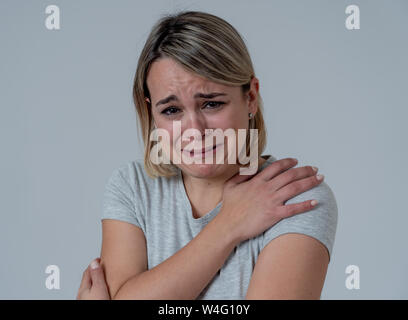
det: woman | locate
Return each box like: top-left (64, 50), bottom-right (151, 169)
top-left (77, 11), bottom-right (337, 300)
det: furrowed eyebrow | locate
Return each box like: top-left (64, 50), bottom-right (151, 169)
top-left (193, 92), bottom-right (227, 99)
top-left (155, 92), bottom-right (227, 107)
top-left (156, 95), bottom-right (178, 107)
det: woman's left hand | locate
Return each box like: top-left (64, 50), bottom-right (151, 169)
top-left (76, 258), bottom-right (111, 300)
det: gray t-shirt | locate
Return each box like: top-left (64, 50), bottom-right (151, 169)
top-left (101, 154), bottom-right (338, 299)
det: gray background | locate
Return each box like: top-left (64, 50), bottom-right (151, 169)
top-left (1, 0), bottom-right (407, 299)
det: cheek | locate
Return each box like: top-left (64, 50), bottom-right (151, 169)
top-left (206, 116), bottom-right (249, 152)
top-left (221, 102), bottom-right (248, 126)
top-left (155, 123), bottom-right (180, 149)
top-left (212, 111), bottom-right (248, 130)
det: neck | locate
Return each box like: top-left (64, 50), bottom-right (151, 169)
top-left (181, 156), bottom-right (268, 217)
top-left (182, 164), bottom-right (240, 200)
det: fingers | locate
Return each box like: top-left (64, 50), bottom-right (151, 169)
top-left (275, 199), bottom-right (318, 219)
top-left (78, 265), bottom-right (91, 293)
top-left (255, 158), bottom-right (298, 182)
top-left (268, 165), bottom-right (318, 192)
top-left (274, 173), bottom-right (324, 205)
top-left (225, 167), bottom-right (257, 186)
top-left (89, 259), bottom-right (107, 289)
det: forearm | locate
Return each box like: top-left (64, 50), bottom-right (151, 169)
top-left (113, 213), bottom-right (238, 300)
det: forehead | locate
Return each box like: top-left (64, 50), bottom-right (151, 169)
top-left (146, 58), bottom-right (233, 98)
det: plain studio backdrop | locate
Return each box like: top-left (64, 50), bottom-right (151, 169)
top-left (0, 0), bottom-right (407, 299)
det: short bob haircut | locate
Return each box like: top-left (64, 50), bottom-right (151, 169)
top-left (133, 11), bottom-right (267, 178)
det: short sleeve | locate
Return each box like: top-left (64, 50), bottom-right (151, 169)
top-left (261, 181), bottom-right (338, 262)
top-left (101, 164), bottom-right (145, 233)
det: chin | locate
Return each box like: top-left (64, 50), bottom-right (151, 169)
top-left (181, 162), bottom-right (228, 179)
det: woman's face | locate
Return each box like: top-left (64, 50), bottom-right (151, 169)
top-left (146, 57), bottom-right (259, 179)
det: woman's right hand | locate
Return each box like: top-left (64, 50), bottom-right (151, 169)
top-left (218, 158), bottom-right (324, 243)
top-left (76, 258), bottom-right (110, 300)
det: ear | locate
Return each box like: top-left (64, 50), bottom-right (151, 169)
top-left (247, 76), bottom-right (259, 116)
top-left (145, 97), bottom-right (151, 104)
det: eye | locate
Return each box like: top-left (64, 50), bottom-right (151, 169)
top-left (160, 101), bottom-right (225, 117)
top-left (203, 101), bottom-right (225, 109)
top-left (161, 107), bottom-right (180, 116)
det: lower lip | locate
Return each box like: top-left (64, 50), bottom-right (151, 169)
top-left (183, 144), bottom-right (221, 157)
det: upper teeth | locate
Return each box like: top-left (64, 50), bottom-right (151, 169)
top-left (187, 146), bottom-right (215, 153)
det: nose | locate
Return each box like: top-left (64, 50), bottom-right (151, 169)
top-left (183, 111), bottom-right (207, 136)
top-left (180, 112), bottom-right (208, 148)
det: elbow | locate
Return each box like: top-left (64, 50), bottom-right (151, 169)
top-left (109, 272), bottom-right (147, 300)
top-left (111, 286), bottom-right (130, 300)
top-left (112, 290), bottom-right (142, 300)
top-left (111, 293), bottom-right (121, 300)
top-left (111, 289), bottom-right (129, 300)
top-left (110, 282), bottom-right (127, 300)
top-left (111, 278), bottom-right (141, 300)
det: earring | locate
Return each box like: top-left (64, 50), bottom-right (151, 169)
top-left (248, 113), bottom-right (253, 119)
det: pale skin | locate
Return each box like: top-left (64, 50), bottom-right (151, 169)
top-left (147, 58), bottom-right (265, 218)
top-left (77, 57), bottom-right (329, 300)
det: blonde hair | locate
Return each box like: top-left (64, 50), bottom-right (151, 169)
top-left (132, 11), bottom-right (267, 178)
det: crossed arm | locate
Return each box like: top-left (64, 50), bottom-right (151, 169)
top-left (99, 218), bottom-right (329, 300)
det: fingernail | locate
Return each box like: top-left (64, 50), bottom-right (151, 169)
top-left (316, 174), bottom-right (324, 181)
top-left (311, 200), bottom-right (318, 206)
top-left (90, 260), bottom-right (99, 270)
top-left (312, 166), bottom-right (318, 172)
